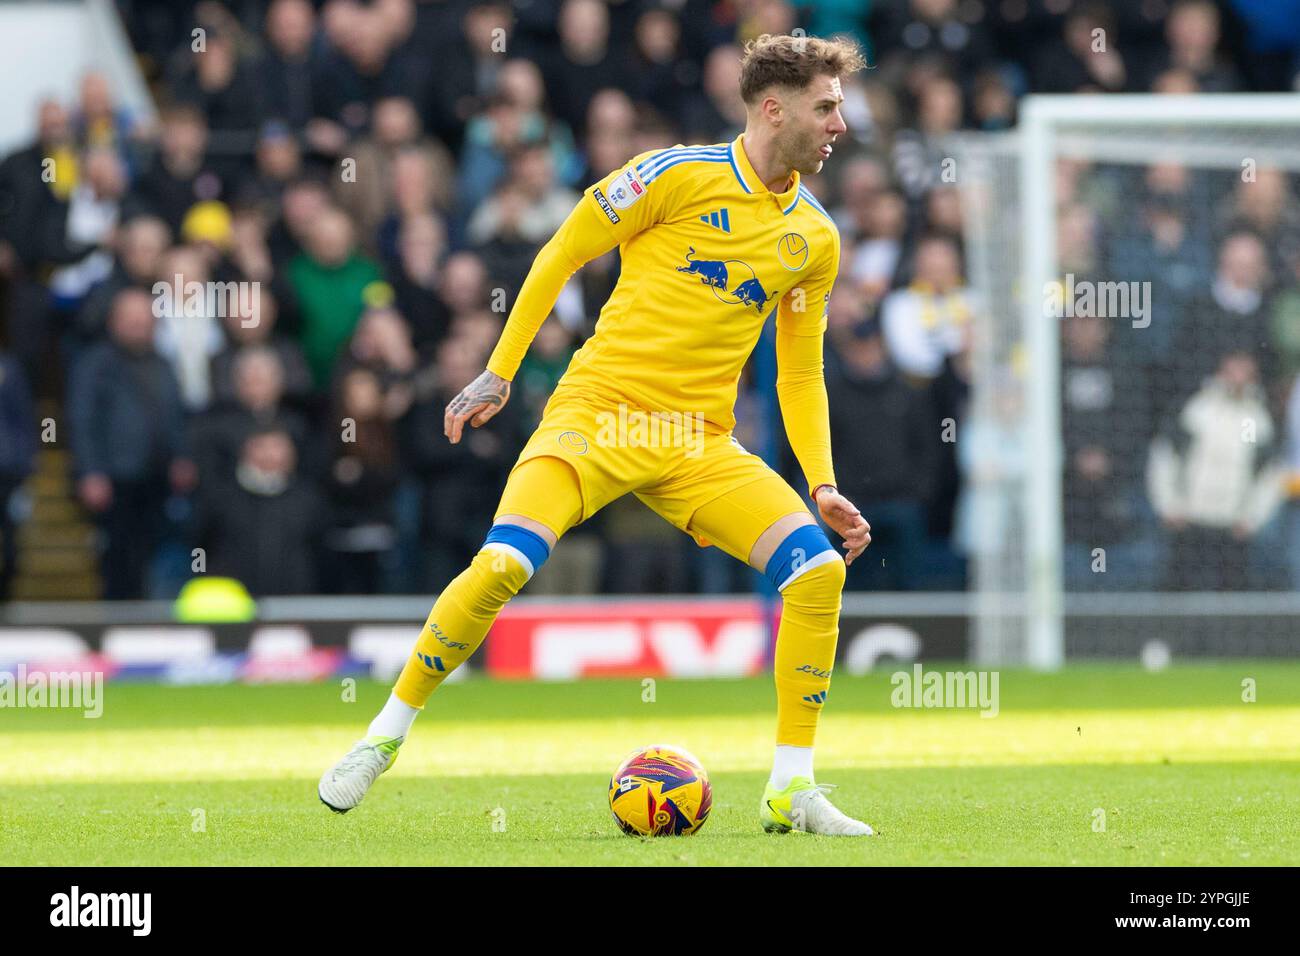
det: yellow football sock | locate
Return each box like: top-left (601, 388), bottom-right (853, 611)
top-left (773, 556), bottom-right (846, 747)
top-left (393, 455), bottom-right (582, 709)
top-left (393, 535), bottom-right (542, 708)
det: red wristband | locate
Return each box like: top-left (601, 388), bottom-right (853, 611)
top-left (811, 483), bottom-right (836, 501)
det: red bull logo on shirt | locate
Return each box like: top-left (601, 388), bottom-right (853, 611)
top-left (675, 248), bottom-right (778, 312)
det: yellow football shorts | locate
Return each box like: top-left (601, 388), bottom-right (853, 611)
top-left (495, 384), bottom-right (809, 562)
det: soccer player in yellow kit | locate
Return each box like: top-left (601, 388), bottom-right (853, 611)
top-left (320, 34), bottom-right (875, 835)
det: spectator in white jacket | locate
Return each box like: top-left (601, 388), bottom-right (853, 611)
top-left (880, 234), bottom-right (975, 380)
top-left (1147, 350), bottom-right (1285, 590)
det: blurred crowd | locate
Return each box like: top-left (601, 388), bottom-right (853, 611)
top-left (1, 0), bottom-right (1299, 600)
top-left (1054, 163), bottom-right (1300, 592)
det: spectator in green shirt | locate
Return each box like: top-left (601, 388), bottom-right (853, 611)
top-left (287, 207), bottom-right (383, 387)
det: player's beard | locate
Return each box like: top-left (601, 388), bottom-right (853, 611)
top-left (780, 124), bottom-right (824, 177)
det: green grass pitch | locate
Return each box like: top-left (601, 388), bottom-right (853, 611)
top-left (1, 664), bottom-right (1297, 866)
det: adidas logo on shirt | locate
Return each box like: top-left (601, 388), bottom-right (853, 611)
top-left (699, 209), bottom-right (731, 233)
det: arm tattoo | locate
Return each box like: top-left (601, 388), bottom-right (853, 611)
top-left (448, 370), bottom-right (510, 417)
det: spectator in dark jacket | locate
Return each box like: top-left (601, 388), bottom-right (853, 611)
top-left (924, 327), bottom-right (973, 546)
top-left (1061, 312), bottom-right (1151, 586)
top-left (168, 28), bottom-right (262, 143)
top-left (75, 214), bottom-right (172, 343)
top-left (623, 7), bottom-right (698, 121)
top-left (321, 367), bottom-right (400, 594)
top-left (0, 350), bottom-right (37, 599)
top-left (191, 345), bottom-right (315, 485)
top-left (828, 318), bottom-right (937, 590)
top-left (0, 100), bottom-right (84, 267)
top-left (253, 0), bottom-right (323, 131)
top-left (1174, 231), bottom-right (1273, 411)
top-left (401, 335), bottom-right (525, 589)
top-left (680, 44), bottom-right (747, 143)
top-left (385, 212), bottom-right (452, 354)
top-left (537, 0), bottom-right (630, 142)
top-left (209, 291), bottom-right (313, 409)
top-left (1141, 0), bottom-right (1243, 93)
top-left (0, 99), bottom-right (77, 268)
top-left (133, 104), bottom-right (226, 234)
top-left (871, 0), bottom-right (996, 91)
top-left (195, 425), bottom-right (322, 595)
top-left (68, 289), bottom-right (196, 598)
top-left (331, 305), bottom-right (417, 422)
top-left (1108, 190), bottom-right (1213, 371)
top-left (0, 100), bottom-right (101, 391)
top-left (310, 3), bottom-right (429, 147)
top-left (1031, 4), bottom-right (1130, 93)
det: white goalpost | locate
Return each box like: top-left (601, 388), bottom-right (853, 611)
top-left (956, 94), bottom-right (1300, 668)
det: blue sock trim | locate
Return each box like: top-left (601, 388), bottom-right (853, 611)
top-left (484, 523), bottom-right (552, 574)
top-left (765, 525), bottom-right (835, 590)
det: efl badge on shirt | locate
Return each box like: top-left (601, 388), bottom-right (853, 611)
top-left (608, 168), bottom-right (646, 209)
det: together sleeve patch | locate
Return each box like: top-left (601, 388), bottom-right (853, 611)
top-left (591, 187), bottom-right (621, 224)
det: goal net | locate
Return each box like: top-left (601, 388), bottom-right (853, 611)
top-left (954, 95), bottom-right (1300, 666)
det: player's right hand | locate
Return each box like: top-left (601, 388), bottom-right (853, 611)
top-left (444, 369), bottom-right (511, 444)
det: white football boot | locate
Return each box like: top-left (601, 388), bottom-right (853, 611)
top-left (760, 776), bottom-right (875, 836)
top-left (318, 736), bottom-right (402, 813)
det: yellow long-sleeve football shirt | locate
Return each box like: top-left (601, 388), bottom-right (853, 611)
top-left (486, 133), bottom-right (841, 494)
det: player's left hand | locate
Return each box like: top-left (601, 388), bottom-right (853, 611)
top-left (815, 486), bottom-right (871, 566)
